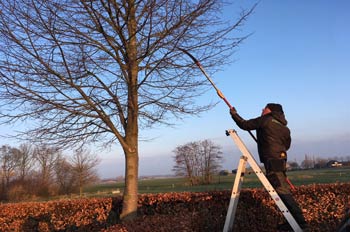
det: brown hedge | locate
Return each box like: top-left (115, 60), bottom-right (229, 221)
top-left (0, 183), bottom-right (349, 231)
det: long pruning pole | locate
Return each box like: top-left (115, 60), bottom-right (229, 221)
top-left (179, 48), bottom-right (296, 190)
top-left (179, 48), bottom-right (257, 142)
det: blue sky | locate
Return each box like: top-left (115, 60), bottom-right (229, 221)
top-left (121, 0), bottom-right (350, 178)
top-left (1, 1), bottom-right (349, 178)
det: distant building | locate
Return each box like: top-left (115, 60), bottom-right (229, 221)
top-left (326, 160), bottom-right (343, 168)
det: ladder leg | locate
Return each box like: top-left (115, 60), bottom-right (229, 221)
top-left (223, 156), bottom-right (247, 232)
top-left (224, 129), bottom-right (303, 232)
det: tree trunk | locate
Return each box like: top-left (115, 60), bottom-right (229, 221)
top-left (79, 177), bottom-right (83, 197)
top-left (120, 149), bottom-right (139, 220)
top-left (120, 0), bottom-right (139, 221)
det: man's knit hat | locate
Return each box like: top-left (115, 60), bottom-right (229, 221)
top-left (266, 103), bottom-right (284, 113)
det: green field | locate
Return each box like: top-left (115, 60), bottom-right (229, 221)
top-left (84, 167), bottom-right (350, 197)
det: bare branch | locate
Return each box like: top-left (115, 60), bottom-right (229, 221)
top-left (0, 0), bottom-right (254, 218)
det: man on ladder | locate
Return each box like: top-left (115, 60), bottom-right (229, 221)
top-left (179, 49), bottom-right (308, 231)
top-left (229, 103), bottom-right (308, 231)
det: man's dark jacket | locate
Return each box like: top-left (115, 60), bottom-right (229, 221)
top-left (231, 111), bottom-right (291, 163)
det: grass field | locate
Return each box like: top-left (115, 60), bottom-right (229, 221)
top-left (84, 166), bottom-right (350, 197)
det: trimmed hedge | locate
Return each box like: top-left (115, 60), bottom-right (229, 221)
top-left (0, 183), bottom-right (349, 231)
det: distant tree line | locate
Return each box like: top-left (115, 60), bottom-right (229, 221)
top-left (288, 154), bottom-right (350, 170)
top-left (172, 139), bottom-right (223, 185)
top-left (0, 144), bottom-right (100, 202)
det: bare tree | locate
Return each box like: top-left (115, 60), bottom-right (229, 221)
top-left (173, 139), bottom-right (223, 185)
top-left (70, 149), bottom-right (100, 196)
top-left (173, 142), bottom-right (200, 185)
top-left (199, 140), bottom-right (222, 184)
top-left (16, 144), bottom-right (35, 182)
top-left (301, 154), bottom-right (314, 169)
top-left (54, 156), bottom-right (76, 195)
top-left (5, 143), bottom-right (36, 200)
top-left (0, 145), bottom-right (20, 200)
top-left (314, 157), bottom-right (328, 169)
top-left (287, 161), bottom-right (300, 170)
top-left (33, 145), bottom-right (60, 197)
top-left (0, 0), bottom-right (254, 219)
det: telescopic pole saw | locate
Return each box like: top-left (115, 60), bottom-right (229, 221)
top-left (179, 48), bottom-right (257, 142)
top-left (179, 48), bottom-right (296, 190)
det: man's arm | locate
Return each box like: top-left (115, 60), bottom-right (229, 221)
top-left (230, 109), bottom-right (261, 131)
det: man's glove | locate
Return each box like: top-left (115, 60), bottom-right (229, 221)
top-left (229, 107), bottom-right (237, 115)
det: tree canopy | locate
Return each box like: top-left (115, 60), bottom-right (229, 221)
top-left (0, 0), bottom-right (255, 219)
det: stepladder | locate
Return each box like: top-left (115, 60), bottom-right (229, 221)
top-left (223, 129), bottom-right (302, 232)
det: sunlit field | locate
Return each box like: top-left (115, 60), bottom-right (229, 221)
top-left (83, 166), bottom-right (350, 197)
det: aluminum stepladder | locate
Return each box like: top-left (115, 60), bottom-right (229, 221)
top-left (223, 129), bottom-right (302, 232)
